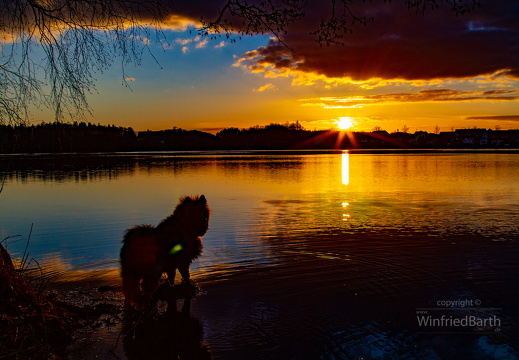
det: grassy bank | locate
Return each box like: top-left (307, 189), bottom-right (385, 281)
top-left (0, 242), bottom-right (122, 359)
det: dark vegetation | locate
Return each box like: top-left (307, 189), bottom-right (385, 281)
top-left (0, 241), bottom-right (122, 359)
top-left (1, 121), bottom-right (519, 153)
top-left (1, 238), bottom-right (204, 359)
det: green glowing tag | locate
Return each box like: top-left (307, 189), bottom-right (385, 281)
top-left (169, 243), bottom-right (183, 254)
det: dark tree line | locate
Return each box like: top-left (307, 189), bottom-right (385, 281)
top-left (0, 122), bottom-right (137, 153)
top-left (2, 121), bottom-right (518, 153)
top-left (0, 121), bottom-right (317, 152)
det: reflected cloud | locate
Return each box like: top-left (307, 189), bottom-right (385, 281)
top-left (12, 252), bottom-right (121, 285)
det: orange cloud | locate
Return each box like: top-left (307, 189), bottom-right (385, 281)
top-left (300, 89), bottom-right (519, 109)
top-left (254, 83), bottom-right (278, 92)
top-left (160, 14), bottom-right (199, 31)
top-left (195, 38), bottom-right (209, 48)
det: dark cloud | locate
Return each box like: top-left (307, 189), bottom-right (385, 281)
top-left (5, 0), bottom-right (516, 81)
top-left (464, 115), bottom-right (519, 122)
top-left (233, 0), bottom-right (519, 81)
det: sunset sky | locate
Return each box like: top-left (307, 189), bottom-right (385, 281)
top-left (31, 0), bottom-right (519, 133)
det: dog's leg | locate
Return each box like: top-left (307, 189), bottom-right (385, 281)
top-left (141, 273), bottom-right (160, 306)
top-left (166, 266), bottom-right (177, 285)
top-left (122, 275), bottom-right (141, 308)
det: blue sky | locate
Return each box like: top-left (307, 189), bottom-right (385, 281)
top-left (64, 31), bottom-right (276, 132)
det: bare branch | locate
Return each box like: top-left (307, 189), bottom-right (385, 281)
top-left (198, 0), bottom-right (305, 50)
top-left (1, 0), bottom-right (169, 125)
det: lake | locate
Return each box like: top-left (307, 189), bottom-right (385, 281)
top-left (1, 150), bottom-right (518, 359)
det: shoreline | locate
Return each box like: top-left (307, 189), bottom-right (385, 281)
top-left (1, 148), bottom-right (519, 158)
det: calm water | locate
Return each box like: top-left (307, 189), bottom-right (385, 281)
top-left (1, 151), bottom-right (519, 359)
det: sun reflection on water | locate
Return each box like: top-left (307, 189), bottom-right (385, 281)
top-left (342, 151), bottom-right (349, 186)
top-left (342, 201), bottom-right (350, 222)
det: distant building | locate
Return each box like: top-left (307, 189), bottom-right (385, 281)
top-left (454, 129), bottom-right (489, 147)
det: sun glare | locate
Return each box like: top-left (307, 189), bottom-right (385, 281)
top-left (338, 117), bottom-right (354, 130)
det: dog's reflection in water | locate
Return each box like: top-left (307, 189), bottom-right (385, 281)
top-left (123, 283), bottom-right (211, 360)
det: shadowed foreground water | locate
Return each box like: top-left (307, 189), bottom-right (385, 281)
top-left (1, 151), bottom-right (518, 359)
top-left (191, 230), bottom-right (519, 359)
top-left (69, 228), bottom-right (519, 359)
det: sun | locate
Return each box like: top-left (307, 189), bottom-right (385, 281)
top-left (337, 117), bottom-right (354, 130)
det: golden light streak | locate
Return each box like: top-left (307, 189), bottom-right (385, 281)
top-left (342, 151), bottom-right (349, 185)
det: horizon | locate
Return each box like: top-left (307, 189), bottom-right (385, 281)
top-left (11, 119), bottom-right (519, 136)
